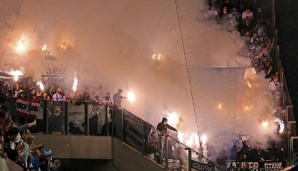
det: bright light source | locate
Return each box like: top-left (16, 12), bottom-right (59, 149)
top-left (60, 41), bottom-right (68, 50)
top-left (167, 112), bottom-right (179, 126)
top-left (73, 73), bottom-right (78, 92)
top-left (202, 134), bottom-right (207, 145)
top-left (152, 54), bottom-right (156, 59)
top-left (277, 119), bottom-right (285, 133)
top-left (246, 80), bottom-right (252, 88)
top-left (262, 121), bottom-right (269, 128)
top-left (218, 103), bottom-right (223, 110)
top-left (9, 70), bottom-right (23, 81)
top-left (42, 44), bottom-right (47, 51)
top-left (127, 91), bottom-right (136, 103)
top-left (158, 54), bottom-right (161, 60)
top-left (243, 106), bottom-right (251, 111)
top-left (186, 132), bottom-right (199, 148)
top-left (178, 131), bottom-right (184, 143)
top-left (15, 35), bottom-right (29, 54)
top-left (36, 80), bottom-right (44, 91)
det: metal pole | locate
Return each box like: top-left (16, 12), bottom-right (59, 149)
top-left (64, 102), bottom-right (68, 135)
top-left (187, 148), bottom-right (192, 171)
top-left (85, 103), bottom-right (89, 135)
top-left (106, 105), bottom-right (109, 136)
top-left (44, 100), bottom-right (49, 134)
top-left (121, 108), bottom-right (124, 141)
top-left (165, 135), bottom-right (169, 169)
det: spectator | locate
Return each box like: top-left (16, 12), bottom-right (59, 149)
top-left (208, 5), bottom-right (219, 20)
top-left (102, 92), bottom-right (113, 106)
top-left (52, 88), bottom-right (65, 102)
top-left (113, 89), bottom-right (126, 108)
top-left (156, 117), bottom-right (177, 163)
top-left (268, 76), bottom-right (280, 92)
top-left (242, 8), bottom-right (253, 21)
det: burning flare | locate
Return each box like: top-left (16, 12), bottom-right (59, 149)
top-left (167, 112), bottom-right (179, 126)
top-left (73, 74), bottom-right (78, 92)
top-left (42, 44), bottom-right (47, 51)
top-left (202, 134), bottom-right (207, 145)
top-left (127, 91), bottom-right (136, 103)
top-left (36, 80), bottom-right (44, 91)
top-left (262, 121), bottom-right (269, 128)
top-left (218, 103), bottom-right (223, 110)
top-left (277, 119), bottom-right (285, 133)
top-left (9, 70), bottom-right (23, 81)
top-left (246, 80), bottom-right (252, 88)
top-left (15, 35), bottom-right (28, 54)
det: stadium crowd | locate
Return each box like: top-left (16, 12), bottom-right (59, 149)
top-left (206, 0), bottom-right (288, 168)
top-left (0, 0), bottom-right (291, 170)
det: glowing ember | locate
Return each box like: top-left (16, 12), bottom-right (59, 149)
top-left (243, 106), bottom-right (251, 111)
top-left (127, 91), bottom-right (136, 103)
top-left (41, 44), bottom-right (47, 51)
top-left (15, 35), bottom-right (28, 54)
top-left (202, 134), bottom-right (207, 145)
top-left (158, 54), bottom-right (161, 60)
top-left (152, 54), bottom-right (156, 59)
top-left (218, 103), bottom-right (223, 110)
top-left (262, 121), bottom-right (269, 128)
top-left (60, 41), bottom-right (68, 50)
top-left (36, 80), bottom-right (44, 91)
top-left (73, 74), bottom-right (78, 92)
top-left (9, 70), bottom-right (23, 81)
top-left (167, 112), bottom-right (179, 126)
top-left (246, 80), bottom-right (252, 88)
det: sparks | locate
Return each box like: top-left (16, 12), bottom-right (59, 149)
top-left (73, 74), bottom-right (78, 92)
top-left (15, 35), bottom-right (29, 54)
top-left (127, 91), bottom-right (136, 103)
top-left (9, 70), bottom-right (23, 81)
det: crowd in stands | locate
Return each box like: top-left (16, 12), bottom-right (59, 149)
top-left (0, 105), bottom-right (61, 170)
top-left (0, 0), bottom-right (290, 170)
top-left (206, 0), bottom-right (287, 166)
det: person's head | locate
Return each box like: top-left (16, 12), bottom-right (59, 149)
top-left (57, 87), bottom-right (62, 93)
top-left (257, 7), bottom-right (263, 13)
top-left (223, 6), bottom-right (228, 13)
top-left (106, 92), bottom-right (110, 97)
top-left (162, 117), bottom-right (168, 124)
top-left (118, 89), bottom-right (123, 94)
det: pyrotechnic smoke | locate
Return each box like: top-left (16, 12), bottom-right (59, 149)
top-left (0, 0), bottom-right (279, 161)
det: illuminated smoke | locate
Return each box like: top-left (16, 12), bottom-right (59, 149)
top-left (73, 73), bottom-right (78, 92)
top-left (127, 91), bottom-right (136, 103)
top-left (9, 70), bottom-right (23, 81)
top-left (15, 35), bottom-right (29, 54)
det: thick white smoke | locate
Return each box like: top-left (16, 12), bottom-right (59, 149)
top-left (0, 0), bottom-right (278, 160)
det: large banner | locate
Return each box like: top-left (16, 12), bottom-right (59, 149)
top-left (229, 161), bottom-right (283, 171)
top-left (191, 160), bottom-right (213, 171)
top-left (16, 99), bottom-right (43, 119)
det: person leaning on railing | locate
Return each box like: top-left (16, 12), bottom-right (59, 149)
top-left (156, 117), bottom-right (177, 163)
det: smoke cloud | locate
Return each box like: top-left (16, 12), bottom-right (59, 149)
top-left (0, 0), bottom-right (278, 160)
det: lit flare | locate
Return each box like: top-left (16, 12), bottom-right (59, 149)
top-left (127, 91), bottom-right (136, 103)
top-left (15, 35), bottom-right (28, 54)
top-left (9, 70), bottom-right (23, 81)
top-left (73, 74), bottom-right (78, 92)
